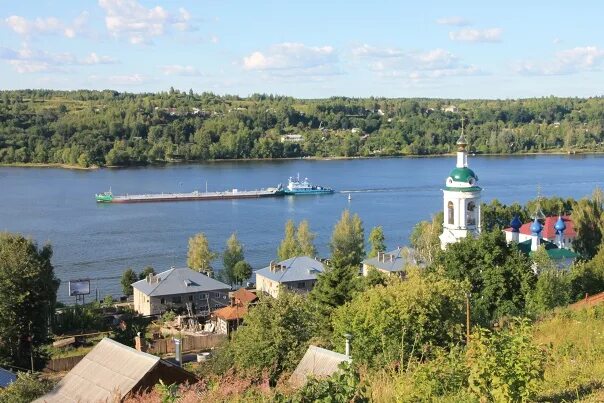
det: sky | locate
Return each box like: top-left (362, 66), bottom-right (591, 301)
top-left (0, 0), bottom-right (603, 99)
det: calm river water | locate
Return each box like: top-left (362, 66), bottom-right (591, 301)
top-left (1, 155), bottom-right (603, 303)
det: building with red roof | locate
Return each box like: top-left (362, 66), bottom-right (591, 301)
top-left (503, 215), bottom-right (576, 249)
top-left (212, 288), bottom-right (258, 335)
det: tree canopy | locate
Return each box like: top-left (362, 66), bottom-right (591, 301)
top-left (187, 232), bottom-right (218, 275)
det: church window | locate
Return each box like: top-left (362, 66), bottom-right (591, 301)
top-left (467, 201), bottom-right (476, 226)
top-left (447, 201), bottom-right (454, 224)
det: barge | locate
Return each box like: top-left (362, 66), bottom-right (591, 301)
top-left (95, 185), bottom-right (284, 203)
top-left (284, 174), bottom-right (335, 195)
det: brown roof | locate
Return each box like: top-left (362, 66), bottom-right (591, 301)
top-left (232, 288), bottom-right (257, 304)
top-left (214, 304), bottom-right (248, 321)
top-left (570, 291), bottom-right (604, 309)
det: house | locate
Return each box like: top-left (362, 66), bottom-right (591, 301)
top-left (255, 256), bottom-right (325, 298)
top-left (132, 267), bottom-right (231, 316)
top-left (0, 368), bottom-right (16, 389)
top-left (280, 134), bottom-right (304, 143)
top-left (36, 338), bottom-right (197, 403)
top-left (290, 346), bottom-right (351, 387)
top-left (213, 288), bottom-right (258, 335)
top-left (361, 248), bottom-right (423, 277)
top-left (503, 215), bottom-right (576, 249)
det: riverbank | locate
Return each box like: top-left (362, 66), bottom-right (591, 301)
top-left (2, 149), bottom-right (604, 170)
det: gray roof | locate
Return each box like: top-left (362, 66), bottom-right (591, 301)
top-left (290, 345), bottom-right (351, 387)
top-left (254, 256), bottom-right (325, 284)
top-left (362, 248), bottom-right (422, 273)
top-left (132, 267), bottom-right (230, 297)
top-left (0, 367), bottom-right (16, 388)
top-left (36, 338), bottom-right (162, 402)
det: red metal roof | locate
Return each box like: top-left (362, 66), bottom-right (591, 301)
top-left (214, 304), bottom-right (248, 321)
top-left (231, 288), bottom-right (257, 305)
top-left (504, 215), bottom-right (576, 239)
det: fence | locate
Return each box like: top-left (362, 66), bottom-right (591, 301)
top-left (46, 355), bottom-right (85, 372)
top-left (141, 334), bottom-right (226, 355)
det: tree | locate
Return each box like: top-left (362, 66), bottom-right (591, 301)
top-left (233, 260), bottom-right (253, 285)
top-left (223, 233), bottom-right (244, 284)
top-left (330, 210), bottom-right (365, 269)
top-left (466, 319), bottom-right (546, 402)
top-left (569, 245), bottom-right (604, 300)
top-left (187, 233), bottom-right (217, 275)
top-left (409, 212), bottom-right (442, 265)
top-left (527, 268), bottom-right (570, 316)
top-left (297, 220), bottom-right (317, 257)
top-left (277, 220), bottom-right (299, 260)
top-left (229, 292), bottom-right (318, 381)
top-left (0, 233), bottom-right (59, 369)
top-left (434, 231), bottom-right (535, 326)
top-left (367, 226), bottom-right (386, 258)
top-left (572, 188), bottom-right (604, 259)
top-left (332, 270), bottom-right (467, 367)
top-left (139, 266), bottom-right (155, 280)
top-left (0, 372), bottom-right (55, 403)
top-left (120, 268), bottom-right (138, 296)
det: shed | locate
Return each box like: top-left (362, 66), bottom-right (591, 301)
top-left (0, 367), bottom-right (16, 388)
top-left (290, 345), bottom-right (351, 387)
top-left (36, 338), bottom-right (197, 402)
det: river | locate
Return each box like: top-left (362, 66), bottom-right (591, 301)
top-left (0, 155), bottom-right (603, 303)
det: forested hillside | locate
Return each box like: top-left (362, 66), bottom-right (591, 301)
top-left (1, 89), bottom-right (604, 167)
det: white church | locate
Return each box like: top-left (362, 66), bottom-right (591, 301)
top-left (439, 131), bottom-right (482, 249)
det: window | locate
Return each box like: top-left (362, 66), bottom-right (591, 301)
top-left (160, 298), bottom-right (165, 304)
top-left (467, 201), bottom-right (476, 226)
top-left (298, 282), bottom-right (305, 289)
top-left (188, 295), bottom-right (193, 301)
top-left (214, 292), bottom-right (221, 298)
top-left (172, 296), bottom-right (182, 304)
top-left (447, 201), bottom-right (454, 225)
top-left (198, 293), bottom-right (207, 300)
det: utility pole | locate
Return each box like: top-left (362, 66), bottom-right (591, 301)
top-left (465, 292), bottom-right (471, 344)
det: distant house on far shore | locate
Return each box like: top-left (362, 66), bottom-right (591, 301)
top-left (255, 256), bottom-right (325, 298)
top-left (132, 267), bottom-right (230, 316)
top-left (280, 134), bottom-right (304, 143)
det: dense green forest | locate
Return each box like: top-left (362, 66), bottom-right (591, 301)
top-left (1, 89), bottom-right (604, 167)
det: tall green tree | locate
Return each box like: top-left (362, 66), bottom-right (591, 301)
top-left (0, 233), bottom-right (59, 369)
top-left (139, 266), bottom-right (155, 280)
top-left (572, 188), bottom-right (604, 259)
top-left (297, 220), bottom-right (317, 257)
top-left (434, 231), bottom-right (535, 326)
top-left (332, 270), bottom-right (467, 367)
top-left (229, 292), bottom-right (318, 381)
top-left (232, 260), bottom-right (253, 285)
top-left (120, 268), bottom-right (138, 296)
top-left (569, 245), bottom-right (604, 300)
top-left (223, 233), bottom-right (244, 284)
top-left (187, 232), bottom-right (217, 275)
top-left (367, 226), bottom-right (386, 258)
top-left (409, 212), bottom-right (442, 265)
top-left (330, 210), bottom-right (365, 269)
top-left (277, 220), bottom-right (299, 260)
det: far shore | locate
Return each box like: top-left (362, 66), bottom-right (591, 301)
top-left (1, 150), bottom-right (603, 170)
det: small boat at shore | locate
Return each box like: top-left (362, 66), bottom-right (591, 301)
top-left (284, 174), bottom-right (335, 195)
top-left (95, 185), bottom-right (284, 203)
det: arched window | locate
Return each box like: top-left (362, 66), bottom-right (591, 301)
top-left (447, 201), bottom-right (454, 225)
top-left (467, 201), bottom-right (476, 226)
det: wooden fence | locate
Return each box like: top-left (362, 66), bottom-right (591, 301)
top-left (142, 334), bottom-right (226, 355)
top-left (46, 355), bottom-right (85, 372)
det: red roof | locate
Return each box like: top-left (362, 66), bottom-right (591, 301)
top-left (504, 215), bottom-right (576, 239)
top-left (214, 304), bottom-right (248, 321)
top-left (232, 288), bottom-right (257, 305)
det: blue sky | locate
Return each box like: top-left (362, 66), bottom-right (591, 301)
top-left (1, 0), bottom-right (603, 98)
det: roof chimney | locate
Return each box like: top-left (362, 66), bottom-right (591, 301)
top-left (344, 333), bottom-right (352, 358)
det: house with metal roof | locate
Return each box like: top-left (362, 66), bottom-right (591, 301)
top-left (290, 345), bottom-right (351, 387)
top-left (132, 267), bottom-right (231, 316)
top-left (255, 256), bottom-right (325, 298)
top-left (36, 338), bottom-right (197, 403)
top-left (0, 367), bottom-right (16, 389)
top-left (361, 248), bottom-right (423, 277)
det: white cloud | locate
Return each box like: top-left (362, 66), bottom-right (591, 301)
top-left (436, 16), bottom-right (471, 26)
top-left (107, 73), bottom-right (147, 85)
top-left (0, 44), bottom-right (117, 73)
top-left (4, 12), bottom-right (90, 38)
top-left (161, 64), bottom-right (201, 76)
top-left (352, 44), bottom-right (483, 80)
top-left (98, 0), bottom-right (195, 45)
top-left (449, 28), bottom-right (502, 42)
top-left (242, 42), bottom-right (337, 77)
top-left (515, 46), bottom-right (604, 75)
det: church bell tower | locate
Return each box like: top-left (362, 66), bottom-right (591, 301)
top-left (439, 123), bottom-right (482, 249)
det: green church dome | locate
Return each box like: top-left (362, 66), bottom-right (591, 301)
top-left (449, 167), bottom-right (478, 183)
